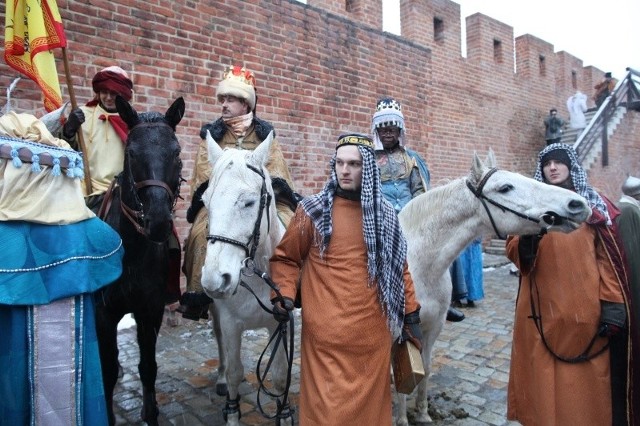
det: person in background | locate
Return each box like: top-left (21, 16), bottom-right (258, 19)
top-left (455, 238), bottom-right (484, 308)
top-left (372, 96), bottom-right (464, 322)
top-left (617, 175), bottom-right (640, 329)
top-left (594, 71), bottom-right (618, 109)
top-left (269, 133), bottom-right (423, 424)
top-left (505, 143), bottom-right (638, 426)
top-left (613, 175), bottom-right (640, 425)
top-left (178, 65), bottom-right (296, 320)
top-left (566, 91), bottom-right (588, 132)
top-left (543, 108), bottom-right (565, 145)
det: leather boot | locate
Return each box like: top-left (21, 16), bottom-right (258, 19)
top-left (177, 292), bottom-right (212, 321)
top-left (446, 306), bottom-right (465, 322)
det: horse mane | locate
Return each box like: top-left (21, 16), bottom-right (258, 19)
top-left (400, 175), bottom-right (478, 239)
top-left (137, 111), bottom-right (167, 124)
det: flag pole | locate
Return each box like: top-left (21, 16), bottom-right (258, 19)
top-left (61, 47), bottom-right (92, 195)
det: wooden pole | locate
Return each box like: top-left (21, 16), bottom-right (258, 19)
top-left (61, 47), bottom-right (93, 195)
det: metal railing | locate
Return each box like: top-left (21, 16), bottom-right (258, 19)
top-left (573, 67), bottom-right (640, 166)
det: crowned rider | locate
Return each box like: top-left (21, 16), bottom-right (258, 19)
top-left (178, 65), bottom-right (297, 321)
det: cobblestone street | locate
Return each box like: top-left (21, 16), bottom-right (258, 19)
top-left (113, 254), bottom-right (521, 425)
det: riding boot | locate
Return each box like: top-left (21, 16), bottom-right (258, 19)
top-left (446, 306), bottom-right (465, 322)
top-left (178, 208), bottom-right (211, 320)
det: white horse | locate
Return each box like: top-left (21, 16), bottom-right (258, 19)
top-left (199, 131), bottom-right (290, 426)
top-left (394, 151), bottom-right (592, 425)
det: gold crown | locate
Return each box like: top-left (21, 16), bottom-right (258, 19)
top-left (222, 65), bottom-right (256, 87)
top-left (337, 133), bottom-right (374, 149)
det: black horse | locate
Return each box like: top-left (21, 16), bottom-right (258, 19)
top-left (95, 96), bottom-right (185, 425)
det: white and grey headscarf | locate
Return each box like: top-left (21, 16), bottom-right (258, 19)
top-left (534, 143), bottom-right (611, 224)
top-left (371, 97), bottom-right (406, 150)
top-left (299, 135), bottom-right (408, 336)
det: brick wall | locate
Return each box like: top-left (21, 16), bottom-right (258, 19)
top-left (1, 0), bottom-right (639, 244)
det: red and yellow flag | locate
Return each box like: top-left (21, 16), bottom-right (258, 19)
top-left (4, 0), bottom-right (67, 112)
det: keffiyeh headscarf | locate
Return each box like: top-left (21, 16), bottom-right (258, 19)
top-left (299, 134), bottom-right (408, 336)
top-left (534, 143), bottom-right (611, 224)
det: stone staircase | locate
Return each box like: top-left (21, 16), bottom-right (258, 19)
top-left (484, 238), bottom-right (506, 256)
top-left (559, 110), bottom-right (597, 145)
top-left (561, 106), bottom-right (628, 171)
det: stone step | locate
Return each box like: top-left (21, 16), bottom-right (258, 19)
top-left (484, 238), bottom-right (506, 256)
top-left (484, 245), bottom-right (506, 256)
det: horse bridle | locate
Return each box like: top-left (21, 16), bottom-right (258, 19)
top-left (466, 167), bottom-right (543, 240)
top-left (120, 122), bottom-right (182, 240)
top-left (205, 163), bottom-right (272, 260)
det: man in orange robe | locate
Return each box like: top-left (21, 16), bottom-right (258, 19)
top-left (506, 143), bottom-right (637, 426)
top-left (269, 133), bottom-right (422, 425)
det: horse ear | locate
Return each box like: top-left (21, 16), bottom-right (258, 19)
top-left (471, 151), bottom-right (484, 184)
top-left (40, 101), bottom-right (69, 135)
top-left (485, 148), bottom-right (497, 168)
top-left (164, 97), bottom-right (185, 130)
top-left (206, 129), bottom-right (224, 166)
top-left (252, 130), bottom-right (273, 168)
top-left (116, 95), bottom-right (139, 128)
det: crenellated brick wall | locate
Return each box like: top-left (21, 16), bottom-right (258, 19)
top-left (1, 0), bottom-right (639, 244)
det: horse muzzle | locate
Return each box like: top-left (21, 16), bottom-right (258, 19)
top-left (201, 269), bottom-right (240, 299)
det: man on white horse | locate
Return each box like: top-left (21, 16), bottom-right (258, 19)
top-left (506, 143), bottom-right (639, 426)
top-left (371, 97), bottom-right (465, 322)
top-left (179, 65), bottom-right (297, 320)
top-left (269, 133), bottom-right (423, 424)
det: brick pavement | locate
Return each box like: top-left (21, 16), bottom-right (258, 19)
top-left (112, 254), bottom-right (522, 425)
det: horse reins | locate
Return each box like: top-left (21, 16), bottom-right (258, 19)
top-left (239, 260), bottom-right (295, 425)
top-left (205, 163), bottom-right (295, 423)
top-left (466, 167), bottom-right (542, 239)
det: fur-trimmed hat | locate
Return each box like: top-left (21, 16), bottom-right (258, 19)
top-left (371, 97), bottom-right (406, 150)
top-left (622, 175), bottom-right (640, 197)
top-left (216, 66), bottom-right (257, 110)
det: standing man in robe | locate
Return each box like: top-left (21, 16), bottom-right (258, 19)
top-left (617, 176), bottom-right (640, 327)
top-left (269, 133), bottom-right (423, 424)
top-left (505, 144), bottom-right (638, 426)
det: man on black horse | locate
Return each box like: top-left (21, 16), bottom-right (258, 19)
top-left (178, 65), bottom-right (298, 320)
top-left (61, 66), bottom-right (133, 212)
top-left (61, 66), bottom-right (182, 304)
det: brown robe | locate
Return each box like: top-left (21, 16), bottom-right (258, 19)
top-left (506, 224), bottom-right (625, 426)
top-left (270, 197), bottom-right (419, 425)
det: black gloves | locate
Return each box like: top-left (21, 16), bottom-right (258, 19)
top-left (401, 309), bottom-right (423, 352)
top-left (272, 297), bottom-right (294, 323)
top-left (517, 230), bottom-right (546, 268)
top-left (63, 108), bottom-right (85, 139)
top-left (598, 301), bottom-right (626, 337)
